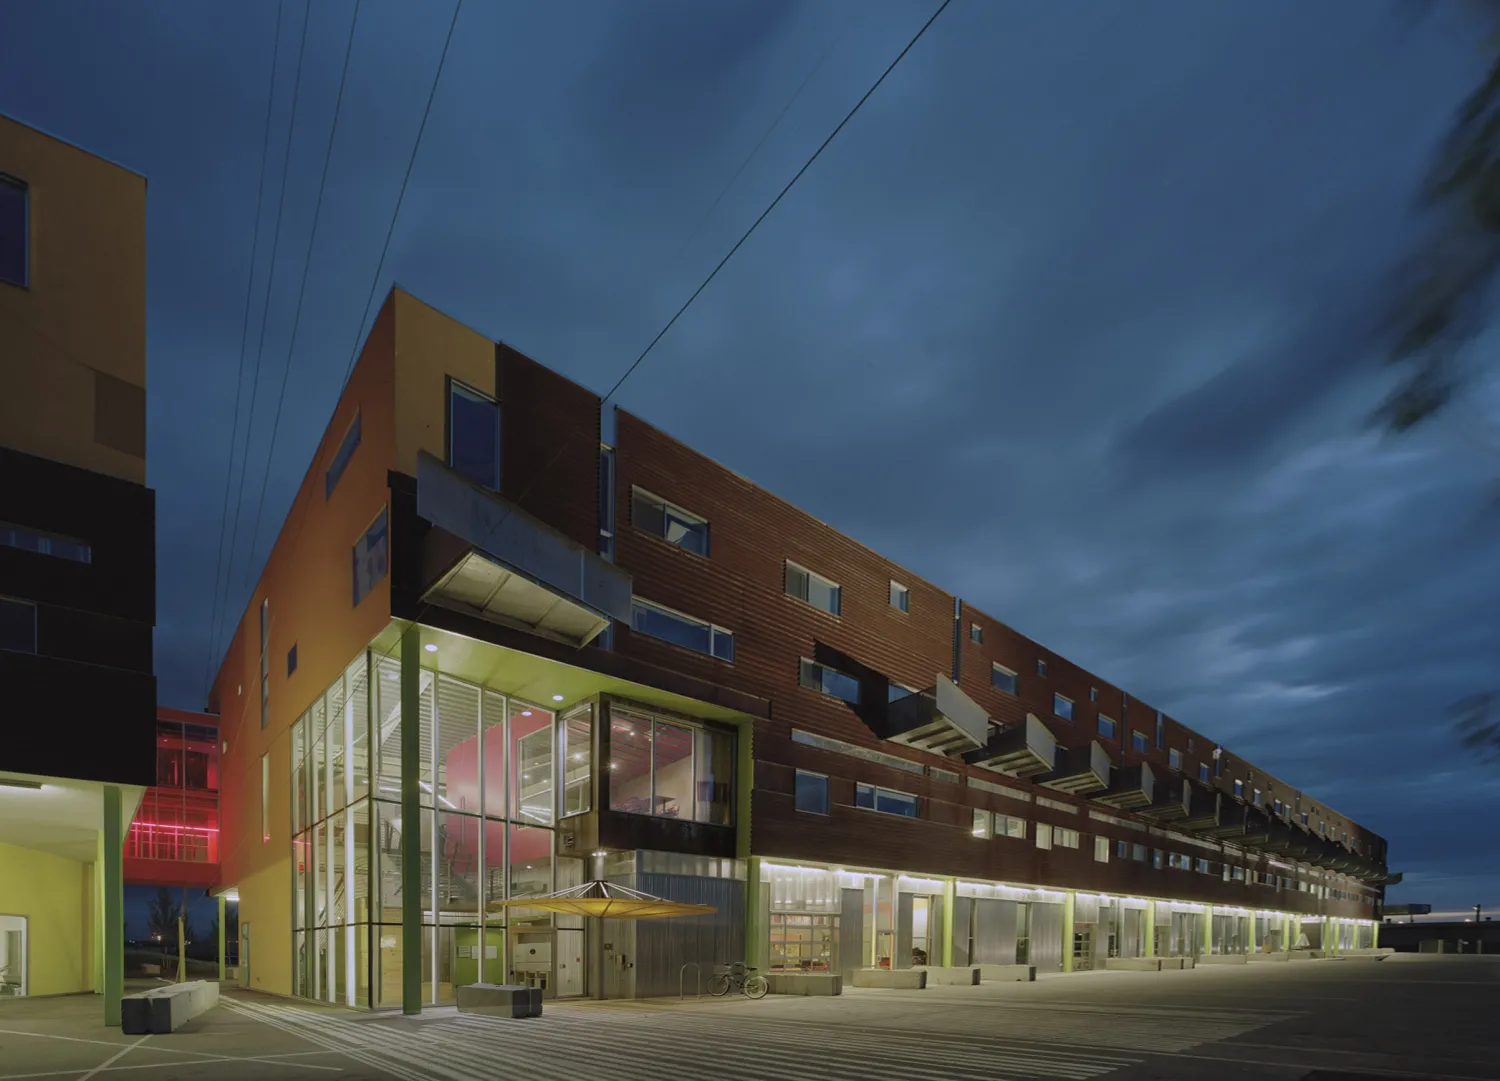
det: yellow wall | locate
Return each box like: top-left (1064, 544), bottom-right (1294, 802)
top-left (392, 289), bottom-right (497, 476)
top-left (0, 113), bottom-right (147, 484)
top-left (0, 840), bottom-right (91, 997)
top-left (235, 857), bottom-right (291, 996)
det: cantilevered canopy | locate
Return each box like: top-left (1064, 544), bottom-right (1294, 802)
top-left (488, 881), bottom-right (716, 921)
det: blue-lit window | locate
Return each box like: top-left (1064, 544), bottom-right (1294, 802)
top-left (1130, 730), bottom-right (1148, 752)
top-left (800, 659), bottom-right (860, 704)
top-left (1198, 762), bottom-right (1209, 782)
top-left (1053, 694), bottom-right (1073, 721)
top-left (1168, 748), bottom-right (1182, 771)
top-left (352, 508), bottom-right (389, 608)
top-left (991, 664), bottom-right (1017, 695)
top-left (0, 174), bottom-right (27, 287)
top-left (0, 522), bottom-right (91, 563)
top-left (286, 643), bottom-right (298, 677)
top-left (855, 783), bottom-right (917, 818)
top-left (325, 411), bottom-right (361, 499)
top-left (1097, 715), bottom-right (1116, 739)
top-left (598, 445), bottom-right (616, 560)
top-left (632, 487), bottom-right (709, 557)
top-left (0, 596), bottom-right (37, 653)
top-left (1036, 658), bottom-right (1048, 677)
top-left (1234, 780), bottom-right (1244, 798)
top-left (1155, 710), bottom-right (1164, 748)
top-left (449, 380), bottom-right (500, 489)
top-left (887, 682), bottom-right (917, 704)
top-left (630, 598), bottom-right (734, 661)
top-left (794, 770), bottom-right (829, 815)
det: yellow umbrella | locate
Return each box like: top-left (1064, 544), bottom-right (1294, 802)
top-left (489, 880), bottom-right (717, 920)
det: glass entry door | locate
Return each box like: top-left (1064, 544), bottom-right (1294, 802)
top-left (0, 916), bottom-right (26, 996)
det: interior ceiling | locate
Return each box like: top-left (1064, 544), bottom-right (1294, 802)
top-left (0, 772), bottom-right (145, 863)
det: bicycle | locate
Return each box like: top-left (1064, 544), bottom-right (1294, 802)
top-left (708, 961), bottom-right (768, 999)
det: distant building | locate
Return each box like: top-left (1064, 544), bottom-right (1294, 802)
top-left (0, 111), bottom-right (154, 1017)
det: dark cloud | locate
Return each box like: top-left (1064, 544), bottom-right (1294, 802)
top-left (3, 0), bottom-right (1498, 907)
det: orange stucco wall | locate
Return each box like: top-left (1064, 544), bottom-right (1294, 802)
top-left (391, 289), bottom-right (497, 476)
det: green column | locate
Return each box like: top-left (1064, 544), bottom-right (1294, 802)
top-left (745, 856), bottom-right (765, 971)
top-left (737, 722), bottom-right (763, 971)
top-left (1371, 920), bottom-right (1379, 949)
top-left (400, 627), bottom-right (422, 1015)
top-left (1202, 906), bottom-right (1213, 958)
top-left (941, 878), bottom-right (956, 968)
top-left (1284, 914), bottom-right (1293, 951)
top-left (102, 786), bottom-right (123, 1027)
top-left (1250, 912), bottom-right (1258, 952)
top-left (94, 831), bottom-right (105, 994)
top-left (1144, 900), bottom-right (1156, 957)
top-left (218, 895), bottom-right (226, 981)
top-left (1061, 891), bottom-right (1076, 973)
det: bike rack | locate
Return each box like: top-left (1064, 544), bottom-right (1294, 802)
top-left (679, 961), bottom-right (701, 999)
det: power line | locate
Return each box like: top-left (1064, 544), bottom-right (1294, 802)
top-left (229, 2), bottom-right (313, 610)
top-left (239, 0), bottom-right (364, 606)
top-left (201, 1), bottom-right (287, 702)
top-left (371, 0), bottom-right (953, 669)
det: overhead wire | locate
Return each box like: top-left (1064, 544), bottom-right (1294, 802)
top-left (201, 1), bottom-right (287, 702)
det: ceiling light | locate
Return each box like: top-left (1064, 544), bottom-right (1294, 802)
top-left (424, 644), bottom-right (438, 653)
top-left (521, 710), bottom-right (532, 717)
top-left (552, 695), bottom-right (564, 702)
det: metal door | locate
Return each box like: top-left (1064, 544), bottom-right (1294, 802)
top-left (973, 898), bottom-right (1018, 964)
top-left (895, 892), bottom-right (914, 968)
top-left (950, 896), bottom-right (973, 966)
top-left (1027, 902), bottom-right (1064, 972)
top-left (840, 888), bottom-right (865, 980)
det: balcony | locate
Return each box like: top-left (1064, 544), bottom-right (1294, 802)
top-left (1039, 740), bottom-right (1111, 796)
top-left (1204, 798), bottom-right (1254, 840)
top-left (1091, 762), bottom-right (1156, 810)
top-left (1137, 777), bottom-right (1191, 821)
top-left (1241, 807), bottom-right (1274, 847)
top-left (1180, 783), bottom-right (1222, 832)
top-left (962, 714), bottom-right (1057, 778)
top-left (416, 452), bottom-right (631, 648)
top-left (883, 675), bottom-right (990, 756)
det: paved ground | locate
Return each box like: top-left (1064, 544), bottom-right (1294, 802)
top-left (0, 955), bottom-right (1496, 1081)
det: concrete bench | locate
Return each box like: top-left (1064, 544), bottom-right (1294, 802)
top-left (1104, 957), bottom-right (1162, 972)
top-left (978, 964), bottom-right (1036, 982)
top-left (851, 968), bottom-right (926, 989)
top-left (121, 981), bottom-right (219, 1034)
top-left (1198, 954), bottom-right (1248, 965)
top-left (456, 983), bottom-right (543, 1018)
top-left (1156, 956), bottom-right (1195, 970)
top-left (1250, 951), bottom-right (1312, 962)
top-left (915, 966), bottom-right (980, 986)
top-left (764, 973), bottom-right (842, 996)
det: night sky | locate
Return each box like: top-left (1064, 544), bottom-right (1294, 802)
top-left (2, 1), bottom-right (1497, 911)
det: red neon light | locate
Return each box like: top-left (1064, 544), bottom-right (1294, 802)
top-left (130, 822), bottom-right (219, 833)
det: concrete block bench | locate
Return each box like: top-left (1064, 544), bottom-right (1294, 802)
top-left (456, 983), bottom-right (543, 1018)
top-left (916, 966), bottom-right (981, 986)
top-left (978, 964), bottom-right (1036, 982)
top-left (121, 981), bottom-right (219, 1034)
top-left (851, 968), bottom-right (926, 989)
top-left (1156, 956), bottom-right (1195, 970)
top-left (1198, 954), bottom-right (1248, 965)
top-left (1104, 957), bottom-right (1162, 972)
top-left (764, 973), bottom-right (842, 996)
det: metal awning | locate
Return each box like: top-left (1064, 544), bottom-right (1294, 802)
top-left (884, 675), bottom-right (990, 756)
top-left (963, 714), bottom-right (1057, 778)
top-left (1091, 762), bottom-right (1156, 810)
top-left (416, 452), bottom-right (631, 648)
top-left (1039, 741), bottom-right (1111, 796)
top-left (488, 880), bottom-right (715, 920)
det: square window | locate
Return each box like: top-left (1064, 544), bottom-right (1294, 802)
top-left (1097, 715), bottom-right (1116, 739)
top-left (287, 643), bottom-right (298, 677)
top-left (971, 808), bottom-right (992, 838)
top-left (1130, 731), bottom-right (1148, 752)
top-left (0, 596), bottom-right (37, 654)
top-left (1037, 659), bottom-right (1048, 677)
top-left (800, 659), bottom-right (860, 704)
top-left (0, 174), bottom-right (27, 287)
top-left (995, 814), bottom-right (1026, 839)
top-left (970, 623), bottom-right (983, 644)
top-left (785, 562), bottom-right (841, 615)
top-left (795, 771), bottom-right (830, 815)
top-left (889, 581), bottom-right (909, 612)
top-left (632, 487), bottom-right (710, 556)
top-left (1053, 694), bottom-right (1073, 721)
top-left (1168, 748), bottom-right (1182, 770)
top-left (991, 664), bottom-right (1017, 695)
top-left (449, 381), bottom-right (501, 489)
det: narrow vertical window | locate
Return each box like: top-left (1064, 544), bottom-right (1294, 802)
top-left (261, 753), bottom-right (270, 842)
top-left (598, 445), bottom-right (616, 560)
top-left (260, 599), bottom-right (269, 729)
top-left (0, 174), bottom-right (27, 287)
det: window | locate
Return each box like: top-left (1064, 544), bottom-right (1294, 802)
top-left (1130, 730), bottom-right (1147, 752)
top-left (1168, 852), bottom-right (1191, 871)
top-left (1155, 710), bottom-right (1164, 749)
top-left (1253, 788), bottom-right (1262, 805)
top-left (560, 705), bottom-right (593, 816)
top-left (1231, 866), bottom-right (1246, 882)
top-left (1035, 796), bottom-right (1076, 814)
top-left (888, 682), bottom-right (917, 704)
top-left (352, 508), bottom-right (389, 607)
top-left (970, 777), bottom-right (1031, 801)
top-left (1234, 780), bottom-right (1244, 798)
top-left (1214, 750), bottom-right (1223, 778)
top-left (631, 487), bottom-right (710, 557)
top-left (259, 599), bottom-right (269, 730)
top-left (1301, 812), bottom-right (1309, 826)
top-left (929, 766), bottom-right (959, 785)
top-left (792, 729), bottom-right (923, 775)
top-left (1198, 763), bottom-right (1209, 782)
top-left (1097, 715), bottom-right (1117, 739)
top-left (448, 380), bottom-right (501, 489)
top-left (630, 598), bottom-right (734, 661)
top-left (785, 562), bottom-right (840, 615)
top-left (1, 174), bottom-right (27, 287)
top-left (0, 597), bottom-right (37, 653)
top-left (990, 664), bottom-right (1017, 695)
top-left (795, 771), bottom-right (830, 815)
top-left (1168, 748), bottom-right (1182, 771)
top-left (1053, 694), bottom-right (1073, 721)
top-left (1273, 798), bottom-right (1283, 814)
top-left (970, 623), bottom-right (983, 644)
top-left (1053, 828), bottom-right (1080, 849)
top-left (1132, 843), bottom-right (1148, 862)
top-left (889, 581), bottom-right (909, 612)
top-left (286, 643), bottom-right (298, 677)
top-left (325, 412), bottom-right (361, 499)
top-left (1089, 687), bottom-right (1098, 702)
top-left (0, 522), bottom-right (91, 563)
top-left (854, 784), bottom-right (917, 818)
top-left (1116, 839), bottom-right (1129, 859)
top-left (971, 808), bottom-right (992, 838)
top-left (1037, 659), bottom-right (1048, 677)
top-left (800, 659), bottom-right (860, 704)
top-left (1094, 836), bottom-right (1110, 862)
top-left (598, 446), bottom-right (616, 560)
top-left (260, 753), bottom-right (270, 842)
top-left (1035, 823), bottom-right (1052, 850)
top-left (608, 708), bottom-right (735, 825)
top-left (1153, 849), bottom-right (1164, 869)
top-left (1195, 858), bottom-right (1211, 874)
top-left (995, 813), bottom-right (1026, 839)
